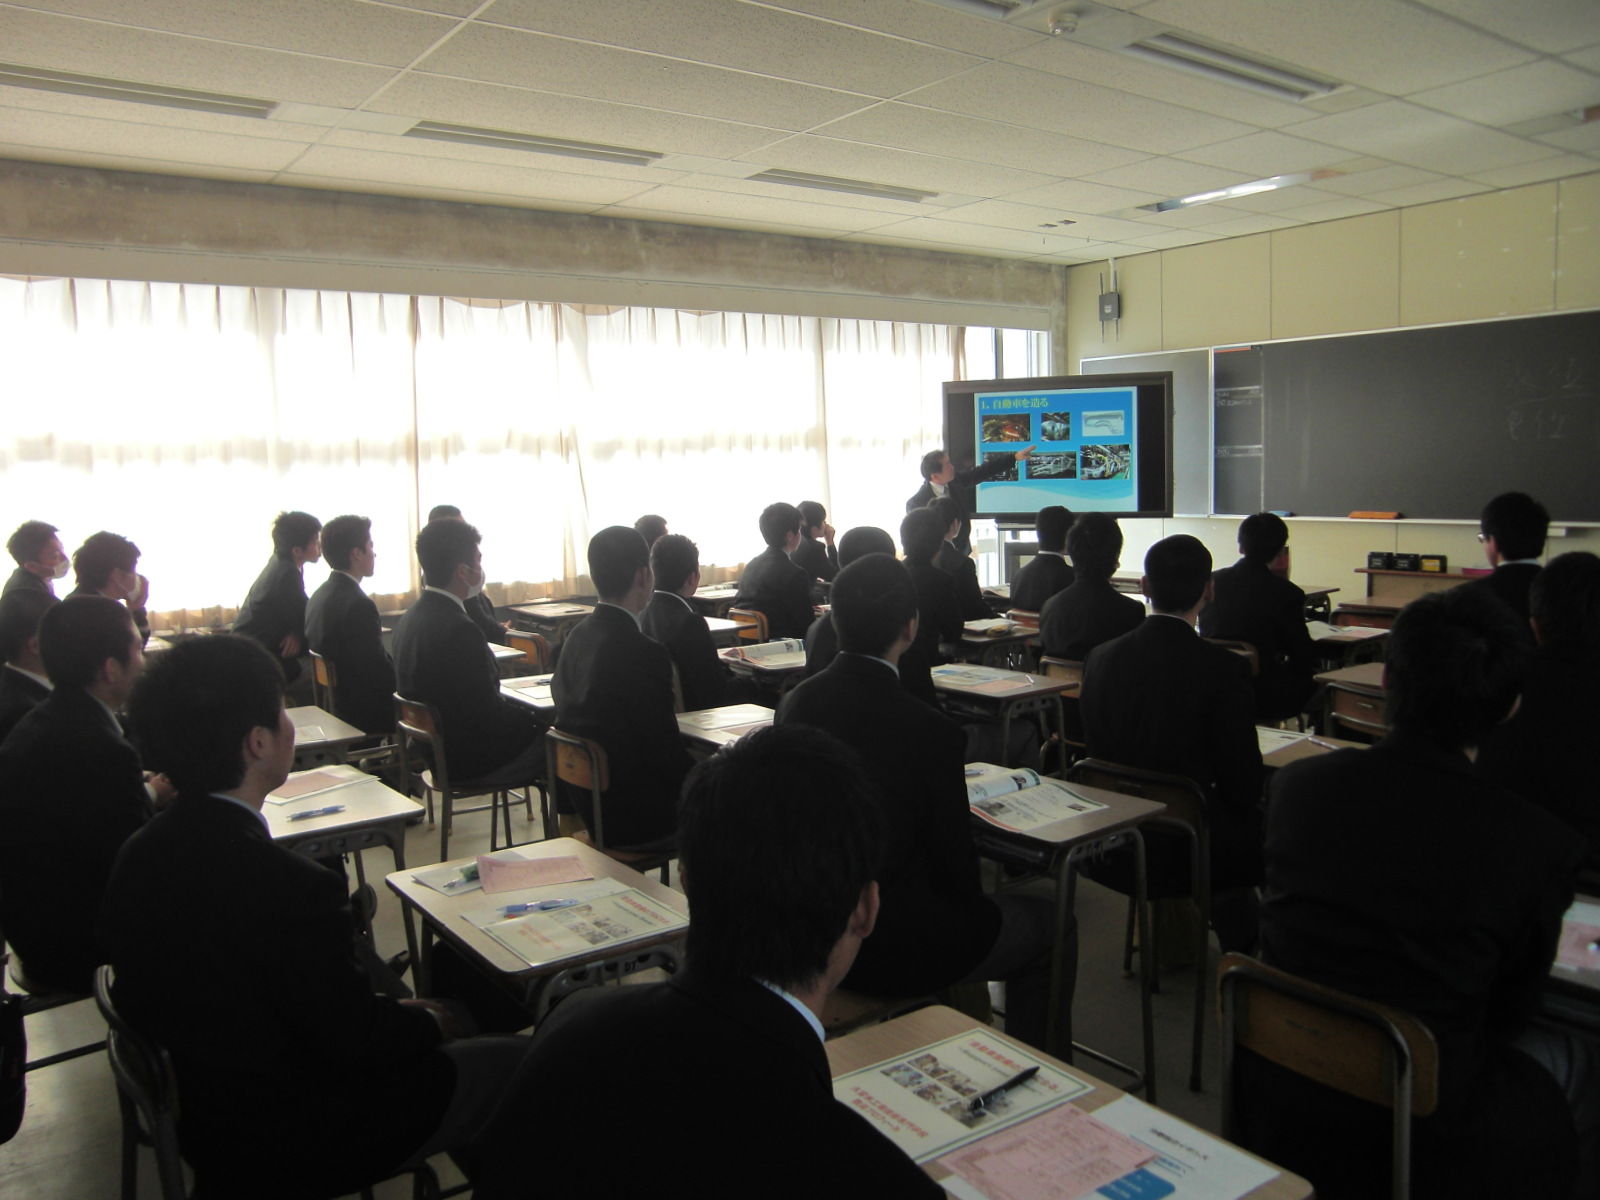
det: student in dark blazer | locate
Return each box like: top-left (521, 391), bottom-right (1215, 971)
top-left (1080, 535), bottom-right (1263, 949)
top-left (778, 556), bottom-right (1063, 1048)
top-left (1253, 587), bottom-right (1594, 1199)
top-left (0, 597), bottom-right (156, 993)
top-left (4, 519), bottom-right (69, 598)
top-left (102, 635), bottom-right (528, 1200)
top-left (1459, 490), bottom-right (1548, 627)
top-left (930, 497), bottom-right (992, 621)
top-left (901, 507), bottom-right (963, 669)
top-left (790, 500), bottom-right (840, 583)
top-left (1009, 505), bottom-right (1074, 613)
top-left (305, 514), bottom-right (394, 735)
top-left (1199, 512), bottom-right (1317, 722)
top-left (0, 588), bottom-right (56, 743)
top-left (469, 725), bottom-right (940, 1199)
top-left (426, 505), bottom-right (507, 644)
top-left (1039, 512), bottom-right (1143, 662)
top-left (552, 526), bottom-right (693, 848)
top-left (234, 510), bottom-right (322, 684)
top-left (906, 445), bottom-right (1033, 557)
top-left (641, 533), bottom-right (758, 713)
top-left (732, 502), bottom-right (814, 640)
top-left (633, 513), bottom-right (668, 547)
top-left (392, 518), bottom-right (542, 784)
top-left (69, 530), bottom-right (151, 646)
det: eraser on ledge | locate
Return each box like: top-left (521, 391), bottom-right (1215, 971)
top-left (1267, 509), bottom-right (1293, 517)
top-left (1348, 511), bottom-right (1401, 520)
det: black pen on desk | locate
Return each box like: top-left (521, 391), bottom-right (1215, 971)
top-left (287, 804), bottom-right (346, 822)
top-left (968, 1065), bottom-right (1039, 1114)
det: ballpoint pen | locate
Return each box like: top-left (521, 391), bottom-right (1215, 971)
top-left (286, 804), bottom-right (346, 821)
top-left (498, 898), bottom-right (581, 917)
top-left (968, 1065), bottom-right (1040, 1114)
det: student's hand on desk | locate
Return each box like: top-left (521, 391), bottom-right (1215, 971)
top-left (1012, 444), bottom-right (1036, 461)
top-left (400, 997), bottom-right (464, 1039)
top-left (279, 632), bottom-right (304, 658)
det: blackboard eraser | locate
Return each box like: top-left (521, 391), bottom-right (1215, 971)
top-left (1268, 509), bottom-right (1293, 517)
top-left (1349, 511), bottom-right (1401, 520)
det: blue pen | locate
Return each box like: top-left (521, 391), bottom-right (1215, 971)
top-left (498, 898), bottom-right (581, 917)
top-left (287, 804), bottom-right (346, 822)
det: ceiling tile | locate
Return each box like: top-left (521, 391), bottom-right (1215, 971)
top-left (928, 197), bottom-right (1106, 232)
top-left (1121, 228), bottom-right (1224, 249)
top-left (1409, 60), bottom-right (1600, 128)
top-left (1538, 121), bottom-right (1600, 154)
top-left (1053, 212), bottom-right (1171, 240)
top-left (413, 23), bottom-right (870, 132)
top-left (865, 214), bottom-right (1103, 255)
top-left (0, 7), bottom-right (398, 107)
top-left (659, 170), bottom-right (938, 215)
top-left (1193, 211), bottom-right (1302, 237)
top-left (1137, 0), bottom-right (1536, 93)
top-left (602, 206), bottom-right (858, 240)
top-left (750, 133), bottom-right (1057, 197)
top-left (381, 0), bottom-right (482, 16)
top-left (0, 82), bottom-right (333, 141)
top-left (1176, 130), bottom-right (1351, 176)
top-left (1002, 177), bottom-right (1166, 213)
top-left (479, 0), bottom-right (983, 97)
top-left (1129, 199), bottom-right (1261, 226)
top-left (1083, 156), bottom-right (1254, 196)
top-left (1366, 178), bottom-right (1490, 206)
top-left (902, 62), bottom-right (1253, 155)
top-left (1467, 154), bottom-right (1600, 188)
top-left (0, 106), bottom-right (310, 170)
top-left (5, 0), bottom-right (462, 67)
top-left (1314, 163), bottom-right (1445, 195)
top-left (748, 1), bottom-right (1046, 60)
top-left (1565, 45), bottom-right (1600, 72)
top-left (1411, 0), bottom-right (1600, 54)
top-left (1286, 101), bottom-right (1555, 173)
top-left (813, 102), bottom-right (1148, 176)
top-left (0, 141), bottom-right (279, 183)
top-left (592, 183), bottom-right (899, 232)
top-left (319, 128), bottom-right (670, 183)
top-left (1202, 183), bottom-right (1343, 212)
top-left (1276, 195), bottom-right (1391, 222)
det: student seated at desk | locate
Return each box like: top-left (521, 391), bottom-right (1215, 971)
top-left (1479, 551), bottom-right (1600, 873)
top-left (901, 506), bottom-right (963, 668)
top-left (427, 505), bottom-right (508, 644)
top-left (929, 496), bottom-right (991, 621)
top-left (778, 555), bottom-right (1063, 1049)
top-left (552, 526), bottom-right (692, 848)
top-left (791, 499), bottom-right (839, 583)
top-left (633, 512), bottom-right (668, 547)
top-left (0, 597), bottom-right (159, 993)
top-left (1458, 490), bottom-right (1548, 628)
top-left (1199, 512), bottom-right (1316, 723)
top-left (305, 514), bottom-right (394, 735)
top-left (468, 725), bottom-right (940, 1199)
top-left (68, 530), bottom-right (151, 645)
top-left (101, 636), bottom-right (528, 1200)
top-left (641, 532), bottom-right (761, 712)
top-left (393, 518), bottom-right (543, 785)
top-left (731, 502), bottom-right (815, 640)
top-left (4, 519), bottom-right (68, 598)
top-left (0, 588), bottom-right (55, 743)
top-left (233, 510), bottom-right (321, 687)
top-left (1010, 505), bottom-right (1074, 613)
top-left (1254, 587), bottom-right (1598, 1199)
top-left (1080, 534), bottom-right (1263, 952)
top-left (1039, 512), bottom-right (1143, 662)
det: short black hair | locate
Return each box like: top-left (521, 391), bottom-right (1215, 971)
top-left (270, 511), bottom-right (322, 557)
top-left (927, 496), bottom-right (960, 533)
top-left (588, 525), bottom-right (649, 599)
top-left (899, 508), bottom-right (946, 566)
top-left (838, 526), bottom-right (895, 569)
top-left (427, 504), bottom-right (462, 522)
top-left (320, 515), bottom-right (371, 572)
top-left (7, 521), bottom-right (59, 566)
top-left (1237, 512), bottom-right (1289, 565)
top-left (127, 635), bottom-right (285, 799)
top-left (650, 533), bottom-right (699, 594)
top-left (634, 514), bottom-right (668, 546)
top-left (832, 554), bottom-right (917, 657)
top-left (758, 503), bottom-right (802, 549)
top-left (73, 532), bottom-right (140, 590)
top-left (0, 589), bottom-right (56, 663)
top-left (415, 518), bottom-right (480, 588)
top-left (1480, 492), bottom-right (1548, 560)
top-left (680, 724), bottom-right (884, 991)
top-left (1067, 513), bottom-right (1122, 581)
top-left (1531, 551), bottom-right (1600, 658)
top-left (1035, 506), bottom-right (1072, 553)
top-left (919, 450), bottom-right (948, 481)
top-left (797, 501), bottom-right (827, 534)
top-left (38, 595), bottom-right (136, 689)
top-left (1385, 587), bottom-right (1529, 749)
top-left (1144, 534), bottom-right (1212, 614)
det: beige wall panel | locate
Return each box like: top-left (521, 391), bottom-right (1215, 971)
top-left (1269, 211), bottom-right (1399, 340)
top-left (1399, 183), bottom-right (1558, 325)
top-left (1555, 171), bottom-right (1600, 311)
top-left (1064, 253), bottom-right (1163, 368)
top-left (1161, 235), bottom-right (1271, 350)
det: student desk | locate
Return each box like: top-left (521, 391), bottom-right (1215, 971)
top-left (1310, 621), bottom-right (1389, 666)
top-left (288, 704), bottom-right (369, 767)
top-left (1311, 661), bottom-right (1387, 740)
top-left (676, 703), bottom-right (773, 755)
top-left (969, 778), bottom-right (1164, 1093)
top-left (932, 665), bottom-right (1073, 767)
top-left (1332, 597), bottom-right (1405, 629)
top-left (1256, 727), bottom-right (1366, 772)
top-left (508, 601), bottom-right (593, 645)
top-left (718, 643), bottom-right (806, 679)
top-left (955, 622), bottom-right (1040, 669)
top-left (1543, 894), bottom-right (1600, 1035)
top-left (703, 615), bottom-right (744, 647)
top-left (385, 836), bottom-right (688, 1024)
top-left (500, 674), bottom-right (554, 719)
top-left (689, 584), bottom-right (740, 617)
top-left (827, 1006), bottom-right (1310, 1200)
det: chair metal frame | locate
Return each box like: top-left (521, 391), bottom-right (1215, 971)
top-left (726, 607), bottom-right (770, 643)
top-left (543, 728), bottom-right (672, 883)
top-left (504, 630), bottom-right (551, 673)
top-left (394, 694), bottom-right (528, 861)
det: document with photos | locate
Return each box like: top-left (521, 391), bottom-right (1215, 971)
top-left (832, 1031), bottom-right (1089, 1163)
top-left (463, 879), bottom-right (686, 967)
top-left (968, 777), bottom-right (1108, 836)
top-left (1255, 727), bottom-right (1308, 755)
top-left (1307, 620), bottom-right (1387, 641)
top-left (1087, 1095), bottom-right (1278, 1200)
top-left (724, 638), bottom-right (805, 668)
top-left (932, 665), bottom-right (1034, 694)
top-left (267, 764), bottom-right (367, 804)
top-left (937, 1102), bottom-right (1156, 1200)
top-left (1553, 896), bottom-right (1600, 987)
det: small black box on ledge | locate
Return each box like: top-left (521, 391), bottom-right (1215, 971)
top-left (1392, 553), bottom-right (1421, 571)
top-left (1368, 551), bottom-right (1394, 570)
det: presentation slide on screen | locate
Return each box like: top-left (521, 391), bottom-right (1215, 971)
top-left (974, 386), bottom-right (1138, 513)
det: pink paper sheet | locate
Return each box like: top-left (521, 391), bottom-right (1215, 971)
top-left (476, 854), bottom-right (594, 895)
top-left (938, 1105), bottom-right (1155, 1200)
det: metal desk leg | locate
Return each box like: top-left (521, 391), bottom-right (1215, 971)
top-left (1131, 827), bottom-right (1156, 1106)
top-left (1044, 846), bottom-right (1073, 1059)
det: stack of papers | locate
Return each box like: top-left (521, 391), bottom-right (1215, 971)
top-left (267, 765), bottom-right (367, 805)
top-left (964, 619), bottom-right (1019, 637)
top-left (933, 666), bottom-right (1033, 694)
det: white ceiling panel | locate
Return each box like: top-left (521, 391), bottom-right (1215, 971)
top-left (0, 141), bottom-right (280, 183)
top-left (1191, 211), bottom-right (1302, 237)
top-left (1003, 177), bottom-right (1166, 213)
top-left (320, 128), bottom-right (672, 183)
top-left (0, 106), bottom-right (310, 170)
top-left (1409, 61), bottom-right (1600, 128)
top-left (656, 170), bottom-right (940, 216)
top-left (750, 133), bottom-right (1058, 196)
top-left (1120, 227), bottom-right (1224, 249)
top-left (0, 82), bottom-right (333, 142)
top-left (1537, 121), bottom-right (1600, 154)
top-left (1176, 131), bottom-right (1353, 177)
top-left (1287, 101), bottom-right (1557, 173)
top-left (1082, 156), bottom-right (1254, 197)
top-left (1051, 212), bottom-right (1172, 240)
top-left (902, 63), bottom-right (1254, 155)
top-left (1565, 46), bottom-right (1600, 73)
top-left (1137, 0), bottom-right (1535, 93)
top-left (930, 197), bottom-right (1110, 232)
top-left (1313, 163), bottom-right (1447, 196)
top-left (1412, 0), bottom-right (1600, 54)
top-left (383, 0), bottom-right (482, 16)
top-left (1131, 199), bottom-right (1263, 226)
top-left (1276, 195), bottom-right (1392, 222)
top-left (480, 0), bottom-right (983, 97)
top-left (749, 0), bottom-right (1046, 60)
top-left (595, 183), bottom-right (900, 231)
top-left (1365, 178), bottom-right (1491, 206)
top-left (1466, 154), bottom-right (1600, 188)
top-left (1207, 183), bottom-right (1346, 213)
top-left (862, 214), bottom-right (1100, 255)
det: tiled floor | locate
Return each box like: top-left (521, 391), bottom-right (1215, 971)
top-left (4, 801), bottom-right (1230, 1198)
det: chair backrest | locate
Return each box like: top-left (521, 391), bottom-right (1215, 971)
top-left (1218, 952), bottom-right (1439, 1200)
top-left (1038, 656), bottom-right (1084, 688)
top-left (93, 966), bottom-right (189, 1200)
top-left (505, 630), bottom-right (551, 673)
top-left (308, 651), bottom-right (337, 710)
top-left (1006, 608), bottom-right (1041, 628)
top-left (668, 663), bottom-right (684, 714)
top-left (1066, 757), bottom-right (1208, 832)
top-left (393, 693), bottom-right (449, 797)
top-left (545, 728), bottom-right (611, 848)
top-left (727, 607), bottom-right (769, 643)
top-left (1205, 638), bottom-right (1260, 677)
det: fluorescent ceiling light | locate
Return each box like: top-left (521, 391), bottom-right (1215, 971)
top-left (1122, 33), bottom-right (1340, 102)
top-left (405, 122), bottom-right (662, 167)
top-left (1140, 173), bottom-right (1313, 213)
top-left (748, 169), bottom-right (937, 204)
top-left (0, 62), bottom-right (272, 118)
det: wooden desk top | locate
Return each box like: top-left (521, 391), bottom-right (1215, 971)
top-left (826, 1007), bottom-right (1310, 1200)
top-left (1257, 727), bottom-right (1366, 771)
top-left (693, 585), bottom-right (740, 600)
top-left (385, 837), bottom-right (688, 978)
top-left (490, 642), bottom-right (525, 661)
top-left (931, 664), bottom-right (1071, 703)
top-left (509, 601), bottom-right (594, 621)
top-left (1313, 661), bottom-right (1386, 692)
top-left (703, 616), bottom-right (743, 644)
top-left (972, 776), bottom-right (1165, 847)
top-left (287, 705), bottom-right (367, 749)
top-left (501, 674), bottom-right (554, 713)
top-left (677, 704), bottom-right (773, 750)
top-left (265, 765), bottom-right (422, 841)
top-left (1311, 624), bottom-right (1389, 648)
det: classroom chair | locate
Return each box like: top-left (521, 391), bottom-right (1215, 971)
top-left (726, 607), bottom-right (769, 643)
top-left (504, 630), bottom-right (551, 673)
top-left (543, 728), bottom-right (673, 883)
top-left (1218, 953), bottom-right (1439, 1200)
top-left (1203, 638), bottom-right (1260, 676)
top-left (1004, 607), bottom-right (1041, 628)
top-left (1037, 656), bottom-right (1085, 773)
top-left (1066, 758), bottom-right (1212, 1092)
top-left (308, 651), bottom-right (399, 783)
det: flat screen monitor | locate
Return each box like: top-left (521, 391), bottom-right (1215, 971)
top-left (942, 372), bottom-right (1173, 522)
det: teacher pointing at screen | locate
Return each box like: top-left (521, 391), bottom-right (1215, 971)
top-left (907, 446), bottom-right (1034, 557)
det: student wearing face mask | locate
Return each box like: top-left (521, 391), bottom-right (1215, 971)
top-left (69, 530), bottom-right (152, 646)
top-left (4, 520), bottom-right (72, 598)
top-left (392, 517), bottom-right (543, 786)
top-left (426, 505), bottom-right (509, 645)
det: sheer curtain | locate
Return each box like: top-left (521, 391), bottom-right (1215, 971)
top-left (0, 274), bottom-right (1029, 627)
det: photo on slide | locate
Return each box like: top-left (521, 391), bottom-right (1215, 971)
top-left (1080, 443), bottom-right (1131, 481)
top-left (1081, 410), bottom-right (1126, 438)
top-left (981, 415), bottom-right (1032, 443)
top-left (983, 452), bottom-right (1020, 482)
top-left (1028, 451), bottom-right (1078, 480)
top-left (1040, 411), bottom-right (1072, 441)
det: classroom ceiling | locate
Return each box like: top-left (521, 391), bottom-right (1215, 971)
top-left (2, 0), bottom-right (1598, 263)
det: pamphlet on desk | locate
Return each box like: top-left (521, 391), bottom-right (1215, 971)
top-left (266, 764), bottom-right (368, 805)
top-left (1306, 620), bottom-right (1387, 641)
top-left (965, 764), bottom-right (1106, 835)
top-left (933, 665), bottom-right (1035, 695)
top-left (964, 618), bottom-right (1021, 637)
top-left (721, 638), bottom-right (805, 669)
top-left (462, 878), bottom-right (685, 967)
top-left (1553, 896), bottom-right (1600, 991)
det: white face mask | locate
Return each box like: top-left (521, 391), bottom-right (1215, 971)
top-left (50, 558), bottom-right (70, 580)
top-left (466, 564), bottom-right (486, 600)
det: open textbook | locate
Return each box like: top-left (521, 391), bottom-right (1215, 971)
top-left (965, 764), bottom-right (1106, 835)
top-left (723, 638), bottom-right (806, 669)
top-left (463, 879), bottom-right (685, 967)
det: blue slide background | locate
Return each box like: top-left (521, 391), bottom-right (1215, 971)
top-left (974, 385), bottom-right (1138, 514)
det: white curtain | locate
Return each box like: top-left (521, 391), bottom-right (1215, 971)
top-left (0, 275), bottom-right (1027, 628)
